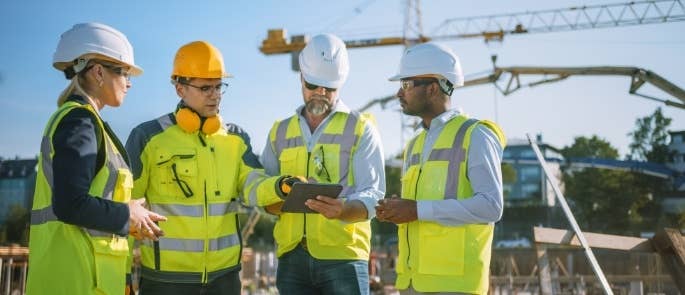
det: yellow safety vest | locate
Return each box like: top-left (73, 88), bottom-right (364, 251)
top-left (396, 115), bottom-right (505, 294)
top-left (130, 113), bottom-right (281, 283)
top-left (268, 111), bottom-right (372, 260)
top-left (27, 101), bottom-right (132, 295)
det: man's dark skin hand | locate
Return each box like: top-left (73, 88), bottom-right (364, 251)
top-left (375, 195), bottom-right (417, 224)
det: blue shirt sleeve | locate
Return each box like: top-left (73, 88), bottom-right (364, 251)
top-left (51, 108), bottom-right (129, 236)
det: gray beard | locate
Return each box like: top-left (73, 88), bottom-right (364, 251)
top-left (306, 99), bottom-right (330, 116)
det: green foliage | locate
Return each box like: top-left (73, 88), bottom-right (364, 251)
top-left (628, 107), bottom-right (673, 163)
top-left (501, 163), bottom-right (516, 184)
top-left (561, 135), bottom-right (660, 235)
top-left (561, 135), bottom-right (619, 159)
top-left (1, 204), bottom-right (29, 245)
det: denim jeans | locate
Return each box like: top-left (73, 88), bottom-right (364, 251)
top-left (276, 244), bottom-right (369, 295)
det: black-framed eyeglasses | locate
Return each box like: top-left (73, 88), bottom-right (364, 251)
top-left (304, 80), bottom-right (337, 92)
top-left (171, 163), bottom-right (194, 198)
top-left (180, 81), bottom-right (229, 95)
top-left (101, 64), bottom-right (132, 81)
top-left (400, 78), bottom-right (437, 91)
top-left (313, 146), bottom-right (331, 182)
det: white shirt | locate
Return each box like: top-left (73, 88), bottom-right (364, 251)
top-left (260, 100), bottom-right (386, 219)
top-left (410, 109), bottom-right (504, 226)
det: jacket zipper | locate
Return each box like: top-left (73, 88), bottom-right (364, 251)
top-left (407, 167), bottom-right (422, 271)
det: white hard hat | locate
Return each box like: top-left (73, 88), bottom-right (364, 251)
top-left (389, 42), bottom-right (464, 88)
top-left (299, 34), bottom-right (349, 89)
top-left (53, 22), bottom-right (143, 78)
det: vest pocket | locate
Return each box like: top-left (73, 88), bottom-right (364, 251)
top-left (316, 217), bottom-right (355, 246)
top-left (401, 167), bottom-right (419, 199)
top-left (112, 169), bottom-right (133, 203)
top-left (92, 237), bottom-right (128, 294)
top-left (417, 222), bottom-right (465, 276)
top-left (395, 224), bottom-right (407, 274)
top-left (153, 148), bottom-right (198, 199)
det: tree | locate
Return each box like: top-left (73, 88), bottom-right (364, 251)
top-left (561, 136), bottom-right (653, 235)
top-left (627, 107), bottom-right (673, 163)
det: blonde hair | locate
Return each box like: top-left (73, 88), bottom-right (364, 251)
top-left (56, 55), bottom-right (123, 107)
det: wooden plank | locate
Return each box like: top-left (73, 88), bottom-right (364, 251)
top-left (536, 243), bottom-right (553, 295)
top-left (533, 227), bottom-right (654, 252)
top-left (651, 228), bottom-right (685, 294)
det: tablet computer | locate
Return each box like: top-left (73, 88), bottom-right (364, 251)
top-left (281, 183), bottom-right (343, 213)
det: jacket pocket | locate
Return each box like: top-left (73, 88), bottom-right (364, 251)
top-left (417, 222), bottom-right (465, 276)
top-left (153, 148), bottom-right (198, 199)
top-left (316, 217), bottom-right (355, 246)
top-left (92, 237), bottom-right (128, 294)
top-left (112, 169), bottom-right (133, 203)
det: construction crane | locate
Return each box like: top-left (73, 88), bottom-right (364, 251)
top-left (260, 0), bottom-right (685, 55)
top-left (260, 0), bottom-right (685, 147)
top-left (357, 64), bottom-right (685, 112)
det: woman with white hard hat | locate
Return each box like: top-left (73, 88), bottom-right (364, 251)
top-left (26, 22), bottom-right (166, 295)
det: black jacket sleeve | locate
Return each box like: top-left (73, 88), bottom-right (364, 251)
top-left (51, 108), bottom-right (129, 236)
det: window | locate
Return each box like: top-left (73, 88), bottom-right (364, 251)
top-left (519, 166), bottom-right (540, 182)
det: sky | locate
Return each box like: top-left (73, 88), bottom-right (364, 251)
top-left (1, 0), bottom-right (684, 160)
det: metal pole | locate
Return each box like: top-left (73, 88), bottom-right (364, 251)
top-left (527, 134), bottom-right (614, 295)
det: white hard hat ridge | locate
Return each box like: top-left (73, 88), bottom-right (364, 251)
top-left (299, 34), bottom-right (349, 89)
top-left (388, 42), bottom-right (464, 87)
top-left (53, 22), bottom-right (143, 76)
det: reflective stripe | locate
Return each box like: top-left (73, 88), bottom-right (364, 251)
top-left (273, 117), bottom-right (294, 158)
top-left (141, 265), bottom-right (238, 284)
top-left (150, 203), bottom-right (204, 217)
top-left (443, 119), bottom-right (478, 199)
top-left (155, 233), bottom-right (240, 252)
top-left (246, 170), bottom-right (269, 206)
top-left (334, 113), bottom-right (359, 186)
top-left (157, 114), bottom-right (174, 130)
top-left (30, 206), bottom-right (57, 225)
top-left (428, 148), bottom-right (453, 161)
top-left (404, 136), bottom-right (420, 170)
top-left (208, 234), bottom-right (240, 251)
top-left (40, 136), bottom-right (54, 190)
top-left (208, 201), bottom-right (240, 216)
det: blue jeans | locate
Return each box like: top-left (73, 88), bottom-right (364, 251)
top-left (276, 244), bottom-right (369, 295)
top-left (139, 269), bottom-right (241, 295)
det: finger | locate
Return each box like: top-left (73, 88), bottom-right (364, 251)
top-left (315, 195), bottom-right (338, 205)
top-left (149, 211), bottom-right (168, 221)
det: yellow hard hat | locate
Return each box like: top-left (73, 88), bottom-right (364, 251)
top-left (171, 41), bottom-right (233, 79)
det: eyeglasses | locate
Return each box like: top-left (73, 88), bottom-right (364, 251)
top-left (304, 80), bottom-right (337, 92)
top-left (171, 163), bottom-right (194, 198)
top-left (313, 146), bottom-right (331, 182)
top-left (400, 78), bottom-right (437, 91)
top-left (180, 82), bottom-right (229, 95)
top-left (101, 64), bottom-right (132, 81)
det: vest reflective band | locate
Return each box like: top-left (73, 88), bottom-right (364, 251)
top-left (269, 111), bottom-right (372, 260)
top-left (27, 101), bottom-right (132, 295)
top-left (133, 113), bottom-right (278, 283)
top-left (396, 115), bottom-right (505, 294)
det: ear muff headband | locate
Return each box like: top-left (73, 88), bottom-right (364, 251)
top-left (175, 107), bottom-right (221, 134)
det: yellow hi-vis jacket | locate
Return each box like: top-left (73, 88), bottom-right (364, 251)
top-left (27, 101), bottom-right (132, 295)
top-left (127, 113), bottom-right (282, 284)
top-left (268, 111), bottom-right (372, 259)
top-left (396, 115), bottom-right (505, 294)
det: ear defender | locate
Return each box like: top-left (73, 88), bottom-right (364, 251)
top-left (175, 107), bottom-right (221, 134)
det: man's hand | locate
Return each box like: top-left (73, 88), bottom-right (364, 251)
top-left (375, 195), bottom-right (417, 224)
top-left (277, 175), bottom-right (307, 198)
top-left (305, 195), bottom-right (344, 219)
top-left (128, 199), bottom-right (167, 241)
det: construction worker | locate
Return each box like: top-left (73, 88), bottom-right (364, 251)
top-left (376, 43), bottom-right (506, 295)
top-left (27, 22), bottom-right (167, 295)
top-left (125, 40), bottom-right (288, 295)
top-left (260, 34), bottom-right (386, 294)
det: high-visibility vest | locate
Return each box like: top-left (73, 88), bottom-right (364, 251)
top-left (130, 113), bottom-right (280, 283)
top-left (396, 115), bottom-right (505, 294)
top-left (27, 101), bottom-right (132, 295)
top-left (268, 111), bottom-right (372, 260)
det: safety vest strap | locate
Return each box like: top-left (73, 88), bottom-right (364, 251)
top-left (144, 233), bottom-right (240, 252)
top-left (141, 265), bottom-right (238, 284)
top-left (150, 201), bottom-right (240, 218)
top-left (30, 206), bottom-right (57, 225)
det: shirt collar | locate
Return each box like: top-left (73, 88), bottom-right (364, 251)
top-left (424, 108), bottom-right (462, 130)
